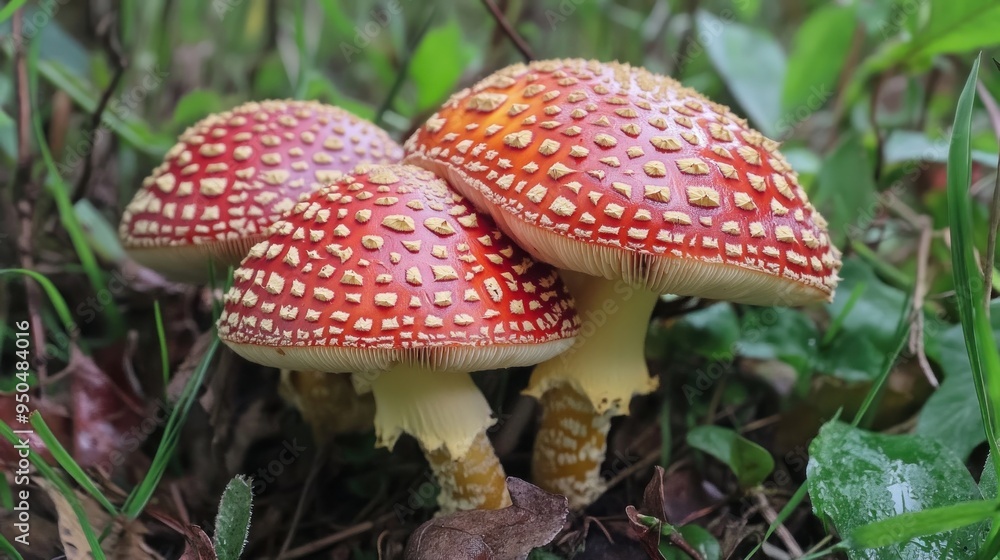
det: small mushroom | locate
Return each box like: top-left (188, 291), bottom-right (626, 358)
top-left (217, 164), bottom-right (580, 512)
top-left (404, 59), bottom-right (842, 508)
top-left (119, 99), bottom-right (402, 282)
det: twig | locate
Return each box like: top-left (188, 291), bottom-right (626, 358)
top-left (73, 10), bottom-right (127, 203)
top-left (281, 512), bottom-right (395, 559)
top-left (752, 491), bottom-right (803, 557)
top-left (605, 447), bottom-right (662, 490)
top-left (12, 9), bottom-right (47, 386)
top-left (278, 442), bottom-right (330, 559)
top-left (911, 220), bottom-right (939, 387)
top-left (480, 0), bottom-right (533, 62)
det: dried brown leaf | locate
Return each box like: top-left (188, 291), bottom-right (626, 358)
top-left (37, 478), bottom-right (159, 560)
top-left (69, 347), bottom-right (144, 469)
top-left (179, 525), bottom-right (218, 560)
top-left (404, 478), bottom-right (567, 560)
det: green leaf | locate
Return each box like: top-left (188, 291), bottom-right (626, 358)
top-left (782, 6), bottom-right (855, 116)
top-left (735, 307), bottom-right (818, 374)
top-left (660, 524), bottom-right (721, 560)
top-left (981, 453), bottom-right (997, 500)
top-left (408, 21), bottom-right (471, 114)
top-left (814, 133), bottom-right (878, 245)
top-left (913, 0), bottom-right (1000, 59)
top-left (916, 302), bottom-right (1000, 460)
top-left (946, 56), bottom-right (1000, 487)
top-left (884, 131), bottom-right (998, 168)
top-left (656, 303), bottom-right (740, 361)
top-left (851, 500), bottom-right (998, 550)
top-left (686, 426), bottom-right (774, 488)
top-left (696, 10), bottom-right (786, 137)
top-left (214, 475), bottom-right (253, 560)
top-left (74, 199), bottom-right (126, 264)
top-left (808, 422), bottom-right (988, 559)
top-left (171, 89), bottom-right (226, 129)
top-left (813, 260), bottom-right (910, 382)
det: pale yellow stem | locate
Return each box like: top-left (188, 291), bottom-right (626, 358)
top-left (278, 370), bottom-right (375, 442)
top-left (365, 364), bottom-right (511, 513)
top-left (527, 272), bottom-right (659, 509)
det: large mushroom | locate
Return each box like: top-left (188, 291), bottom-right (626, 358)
top-left (217, 164), bottom-right (580, 512)
top-left (119, 99), bottom-right (401, 442)
top-left (404, 59), bottom-right (842, 507)
top-left (119, 99), bottom-right (402, 282)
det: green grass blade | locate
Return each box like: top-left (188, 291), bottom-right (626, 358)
top-left (948, 55), bottom-right (1000, 483)
top-left (850, 499), bottom-right (998, 549)
top-left (0, 534), bottom-right (25, 560)
top-left (0, 0), bottom-right (29, 24)
top-left (0, 269), bottom-right (79, 338)
top-left (122, 336), bottom-right (220, 519)
top-left (0, 421), bottom-right (107, 560)
top-left (25, 46), bottom-right (124, 335)
top-left (154, 300), bottom-right (169, 388)
top-left (853, 294), bottom-right (912, 428)
top-left (821, 281), bottom-right (866, 346)
top-left (29, 412), bottom-right (117, 516)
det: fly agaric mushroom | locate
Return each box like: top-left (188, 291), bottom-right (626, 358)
top-left (119, 99), bottom-right (402, 282)
top-left (404, 59), bottom-right (842, 507)
top-left (217, 164), bottom-right (579, 512)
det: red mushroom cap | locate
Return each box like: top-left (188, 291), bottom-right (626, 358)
top-left (218, 164), bottom-right (579, 372)
top-left (405, 59), bottom-right (841, 305)
top-left (120, 100), bottom-right (402, 280)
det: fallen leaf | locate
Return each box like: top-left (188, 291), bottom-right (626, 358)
top-left (405, 478), bottom-right (568, 560)
top-left (626, 505), bottom-right (664, 560)
top-left (628, 467), bottom-right (720, 560)
top-left (37, 478), bottom-right (160, 560)
top-left (179, 525), bottom-right (218, 560)
top-left (69, 347), bottom-right (145, 469)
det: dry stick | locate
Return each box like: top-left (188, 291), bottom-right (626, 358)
top-left (911, 220), bottom-right (939, 387)
top-left (752, 491), bottom-right (803, 557)
top-left (277, 442), bottom-right (330, 559)
top-left (73, 11), bottom-right (127, 203)
top-left (281, 512), bottom-right (396, 559)
top-left (12, 10), bottom-right (48, 387)
top-left (480, 0), bottom-right (534, 62)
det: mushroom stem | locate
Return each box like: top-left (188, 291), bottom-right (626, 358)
top-left (278, 370), bottom-right (375, 443)
top-left (363, 364), bottom-right (511, 513)
top-left (526, 272), bottom-right (659, 508)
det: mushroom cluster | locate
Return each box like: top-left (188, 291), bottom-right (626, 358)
top-left (120, 58), bottom-right (841, 516)
top-left (405, 58), bottom-right (842, 507)
top-left (217, 164), bottom-right (579, 512)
